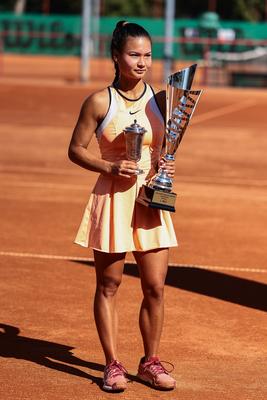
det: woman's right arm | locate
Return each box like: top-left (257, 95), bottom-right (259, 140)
top-left (68, 90), bottom-right (113, 175)
top-left (68, 89), bottom-right (137, 178)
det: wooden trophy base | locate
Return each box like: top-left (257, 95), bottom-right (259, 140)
top-left (136, 185), bottom-right (177, 212)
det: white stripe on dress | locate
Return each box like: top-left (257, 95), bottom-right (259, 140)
top-left (96, 88), bottom-right (118, 140)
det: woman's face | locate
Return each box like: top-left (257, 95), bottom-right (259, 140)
top-left (115, 36), bottom-right (152, 81)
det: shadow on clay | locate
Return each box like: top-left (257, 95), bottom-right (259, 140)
top-left (0, 323), bottom-right (140, 391)
top-left (73, 260), bottom-right (267, 312)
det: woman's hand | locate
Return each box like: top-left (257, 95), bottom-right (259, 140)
top-left (109, 159), bottom-right (138, 178)
top-left (158, 157), bottom-right (175, 178)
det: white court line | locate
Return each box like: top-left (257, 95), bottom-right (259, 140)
top-left (0, 165), bottom-right (83, 176)
top-left (176, 175), bottom-right (267, 188)
top-left (191, 99), bottom-right (256, 125)
top-left (0, 251), bottom-right (266, 274)
top-left (0, 181), bottom-right (88, 191)
top-left (2, 176), bottom-right (267, 191)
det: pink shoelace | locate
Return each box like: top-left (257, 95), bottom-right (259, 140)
top-left (105, 360), bottom-right (128, 379)
top-left (143, 358), bottom-right (174, 375)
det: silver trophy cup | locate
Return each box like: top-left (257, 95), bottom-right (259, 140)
top-left (124, 119), bottom-right (147, 175)
top-left (137, 64), bottom-right (203, 212)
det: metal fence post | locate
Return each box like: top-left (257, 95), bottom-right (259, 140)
top-left (80, 0), bottom-right (92, 82)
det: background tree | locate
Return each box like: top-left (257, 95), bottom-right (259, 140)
top-left (0, 0), bottom-right (266, 21)
top-left (221, 0), bottom-right (266, 22)
top-left (0, 0), bottom-right (15, 12)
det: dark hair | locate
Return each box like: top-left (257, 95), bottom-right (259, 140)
top-left (110, 20), bottom-right (152, 85)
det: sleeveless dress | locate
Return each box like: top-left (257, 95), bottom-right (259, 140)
top-left (74, 83), bottom-right (178, 253)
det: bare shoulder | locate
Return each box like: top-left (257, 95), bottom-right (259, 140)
top-left (153, 86), bottom-right (166, 102)
top-left (80, 87), bottom-right (110, 123)
top-left (151, 85), bottom-right (166, 117)
top-left (152, 86), bottom-right (165, 95)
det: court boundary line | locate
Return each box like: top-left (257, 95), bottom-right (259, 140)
top-left (2, 176), bottom-right (267, 190)
top-left (191, 99), bottom-right (256, 124)
top-left (0, 250), bottom-right (265, 274)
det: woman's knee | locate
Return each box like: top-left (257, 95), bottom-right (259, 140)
top-left (96, 276), bottom-right (122, 298)
top-left (142, 282), bottom-right (165, 302)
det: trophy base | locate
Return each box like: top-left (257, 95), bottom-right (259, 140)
top-left (136, 185), bottom-right (177, 212)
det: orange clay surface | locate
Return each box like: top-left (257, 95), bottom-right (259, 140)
top-left (0, 55), bottom-right (267, 400)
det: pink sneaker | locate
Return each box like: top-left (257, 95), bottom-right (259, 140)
top-left (103, 360), bottom-right (128, 392)
top-left (137, 356), bottom-right (176, 390)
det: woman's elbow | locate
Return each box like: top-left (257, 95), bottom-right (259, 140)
top-left (68, 144), bottom-right (78, 163)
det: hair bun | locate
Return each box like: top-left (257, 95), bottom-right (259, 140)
top-left (115, 20), bottom-right (128, 30)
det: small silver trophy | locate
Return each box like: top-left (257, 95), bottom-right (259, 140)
top-left (124, 119), bottom-right (146, 175)
top-left (137, 64), bottom-right (203, 212)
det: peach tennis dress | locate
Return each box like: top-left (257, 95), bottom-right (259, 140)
top-left (74, 83), bottom-right (177, 253)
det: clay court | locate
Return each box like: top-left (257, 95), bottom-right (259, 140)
top-left (0, 55), bottom-right (267, 399)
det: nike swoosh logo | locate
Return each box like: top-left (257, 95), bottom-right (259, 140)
top-left (129, 110), bottom-right (141, 115)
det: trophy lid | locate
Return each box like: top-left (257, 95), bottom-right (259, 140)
top-left (124, 119), bottom-right (147, 135)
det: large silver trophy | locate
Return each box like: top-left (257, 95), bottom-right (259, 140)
top-left (136, 64), bottom-right (202, 212)
top-left (124, 119), bottom-right (147, 175)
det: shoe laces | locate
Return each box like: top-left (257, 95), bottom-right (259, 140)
top-left (144, 358), bottom-right (174, 375)
top-left (105, 360), bottom-right (127, 379)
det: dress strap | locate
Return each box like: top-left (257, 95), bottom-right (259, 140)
top-left (95, 87), bottom-right (117, 139)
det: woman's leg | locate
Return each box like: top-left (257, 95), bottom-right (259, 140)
top-left (133, 248), bottom-right (169, 358)
top-left (93, 249), bottom-right (125, 364)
